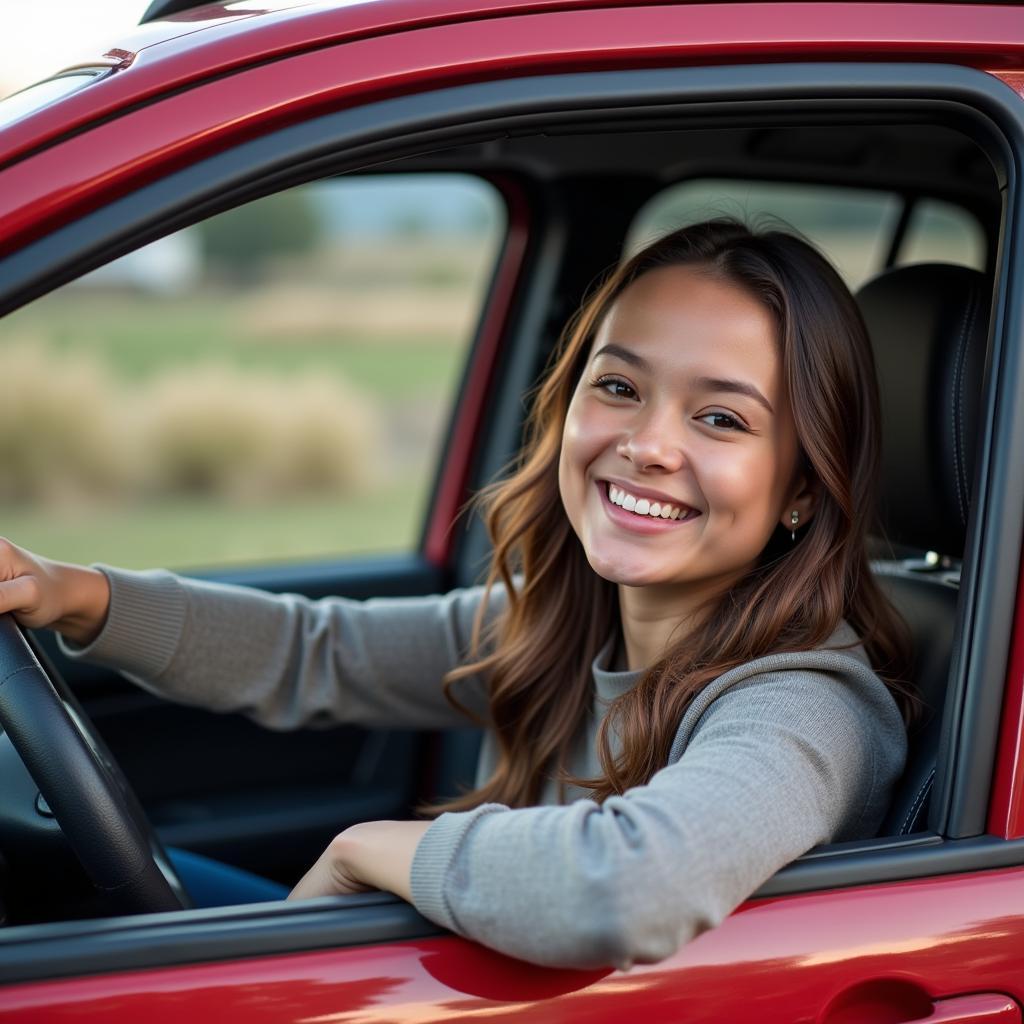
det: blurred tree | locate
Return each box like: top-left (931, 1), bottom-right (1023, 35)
top-left (392, 208), bottom-right (431, 238)
top-left (197, 190), bottom-right (322, 282)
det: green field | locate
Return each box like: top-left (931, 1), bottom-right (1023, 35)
top-left (0, 483), bottom-right (428, 571)
top-left (1, 290), bottom-right (465, 397)
top-left (0, 281), bottom-right (471, 571)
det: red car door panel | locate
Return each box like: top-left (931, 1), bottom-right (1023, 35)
top-left (4, 866), bottom-right (1024, 1022)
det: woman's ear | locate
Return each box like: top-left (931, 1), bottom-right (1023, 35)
top-left (780, 474), bottom-right (818, 533)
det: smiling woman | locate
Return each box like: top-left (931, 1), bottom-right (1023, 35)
top-left (424, 218), bottom-right (915, 822)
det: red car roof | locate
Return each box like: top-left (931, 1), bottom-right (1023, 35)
top-left (1, 0), bottom-right (1022, 174)
top-left (0, 0), bottom-right (689, 165)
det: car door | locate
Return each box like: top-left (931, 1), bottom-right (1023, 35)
top-left (3, 3), bottom-right (1024, 1021)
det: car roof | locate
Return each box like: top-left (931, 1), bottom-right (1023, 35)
top-left (0, 0), bottom-right (690, 165)
top-left (1, 0), bottom-right (1021, 172)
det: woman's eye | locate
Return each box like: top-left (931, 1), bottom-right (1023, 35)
top-left (591, 376), bottom-right (638, 400)
top-left (698, 411), bottom-right (746, 431)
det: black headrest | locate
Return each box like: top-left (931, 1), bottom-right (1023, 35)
top-left (856, 263), bottom-right (989, 556)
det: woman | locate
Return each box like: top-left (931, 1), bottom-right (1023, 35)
top-left (0, 219), bottom-right (915, 970)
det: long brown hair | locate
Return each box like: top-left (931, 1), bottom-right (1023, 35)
top-left (431, 218), bottom-right (916, 812)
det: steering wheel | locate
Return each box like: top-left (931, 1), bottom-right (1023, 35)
top-left (0, 614), bottom-right (190, 914)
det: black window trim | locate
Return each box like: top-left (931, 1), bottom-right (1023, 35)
top-left (0, 60), bottom-right (1020, 982)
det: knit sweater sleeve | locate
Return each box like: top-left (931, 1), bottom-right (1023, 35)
top-left (410, 665), bottom-right (906, 970)
top-left (58, 566), bottom-right (501, 730)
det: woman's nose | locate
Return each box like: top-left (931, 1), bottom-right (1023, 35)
top-left (616, 409), bottom-right (686, 472)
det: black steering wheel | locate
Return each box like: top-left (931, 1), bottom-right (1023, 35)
top-left (0, 614), bottom-right (190, 914)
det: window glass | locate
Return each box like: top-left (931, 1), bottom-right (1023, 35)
top-left (626, 179), bottom-right (901, 290)
top-left (898, 199), bottom-right (986, 271)
top-left (0, 174), bottom-right (504, 569)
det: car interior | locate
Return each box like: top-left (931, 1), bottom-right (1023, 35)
top-left (0, 82), bottom-right (1006, 949)
top-left (402, 117), bottom-right (998, 841)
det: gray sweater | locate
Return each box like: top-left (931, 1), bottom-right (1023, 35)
top-left (62, 566), bottom-right (907, 970)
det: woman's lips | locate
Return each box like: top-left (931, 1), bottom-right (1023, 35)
top-left (598, 481), bottom-right (700, 534)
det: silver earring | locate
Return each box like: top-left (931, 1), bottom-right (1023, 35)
top-left (790, 510), bottom-right (799, 542)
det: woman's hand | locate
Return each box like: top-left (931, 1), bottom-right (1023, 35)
top-left (288, 820), bottom-right (431, 902)
top-left (0, 538), bottom-right (110, 646)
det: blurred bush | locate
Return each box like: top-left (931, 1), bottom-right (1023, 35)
top-left (0, 341), bottom-right (128, 503)
top-left (0, 341), bottom-right (379, 506)
top-left (140, 367), bottom-right (378, 500)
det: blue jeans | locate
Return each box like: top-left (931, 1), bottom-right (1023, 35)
top-left (167, 846), bottom-right (290, 907)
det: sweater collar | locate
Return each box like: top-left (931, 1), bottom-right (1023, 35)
top-left (591, 633), bottom-right (644, 702)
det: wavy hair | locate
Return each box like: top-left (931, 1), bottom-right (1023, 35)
top-left (428, 218), bottom-right (917, 812)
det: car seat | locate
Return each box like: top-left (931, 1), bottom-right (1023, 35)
top-left (855, 262), bottom-right (991, 836)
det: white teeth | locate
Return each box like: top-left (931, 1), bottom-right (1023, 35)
top-left (606, 483), bottom-right (690, 521)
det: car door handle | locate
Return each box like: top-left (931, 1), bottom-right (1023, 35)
top-left (921, 994), bottom-right (1021, 1023)
top-left (822, 991), bottom-right (1021, 1024)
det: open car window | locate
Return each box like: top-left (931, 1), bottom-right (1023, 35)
top-left (0, 174), bottom-right (504, 570)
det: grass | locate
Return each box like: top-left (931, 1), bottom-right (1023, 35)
top-left (0, 481), bottom-right (429, 571)
top-left (0, 291), bottom-right (466, 399)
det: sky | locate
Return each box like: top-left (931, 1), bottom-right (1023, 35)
top-left (1, 1), bottom-right (150, 98)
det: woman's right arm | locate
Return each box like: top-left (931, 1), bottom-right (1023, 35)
top-left (0, 538), bottom-right (500, 732)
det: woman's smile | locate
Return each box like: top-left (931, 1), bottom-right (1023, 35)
top-left (599, 480), bottom-right (701, 533)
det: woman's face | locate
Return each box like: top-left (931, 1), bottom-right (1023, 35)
top-left (558, 263), bottom-right (810, 595)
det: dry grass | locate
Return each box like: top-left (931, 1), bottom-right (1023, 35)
top-left (233, 284), bottom-right (477, 339)
top-left (1, 341), bottom-right (382, 505)
top-left (0, 341), bottom-right (127, 502)
top-left (138, 366), bottom-right (381, 500)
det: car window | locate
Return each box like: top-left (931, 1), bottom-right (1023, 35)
top-left (896, 198), bottom-right (986, 270)
top-left (0, 173), bottom-right (504, 569)
top-left (625, 179), bottom-right (984, 289)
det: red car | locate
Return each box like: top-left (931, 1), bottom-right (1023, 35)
top-left (1, 0), bottom-right (1023, 1019)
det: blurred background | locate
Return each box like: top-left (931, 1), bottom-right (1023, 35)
top-left (0, 4), bottom-right (985, 572)
top-left (0, 0), bottom-right (148, 100)
top-left (0, 172), bottom-right (505, 568)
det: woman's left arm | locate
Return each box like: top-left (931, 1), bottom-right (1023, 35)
top-left (288, 820), bottom-right (431, 901)
top-left (288, 666), bottom-right (903, 969)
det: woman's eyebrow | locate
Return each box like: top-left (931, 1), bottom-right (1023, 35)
top-left (592, 343), bottom-right (651, 373)
top-left (693, 376), bottom-right (774, 415)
